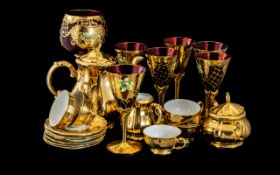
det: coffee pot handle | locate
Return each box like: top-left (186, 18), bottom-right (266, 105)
top-left (46, 61), bottom-right (77, 96)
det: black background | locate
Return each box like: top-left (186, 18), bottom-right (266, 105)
top-left (10, 0), bottom-right (267, 170)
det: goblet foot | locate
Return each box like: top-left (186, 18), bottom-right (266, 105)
top-left (106, 140), bottom-right (142, 154)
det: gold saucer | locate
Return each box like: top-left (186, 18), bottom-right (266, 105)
top-left (44, 129), bottom-right (106, 142)
top-left (44, 115), bottom-right (107, 137)
top-left (43, 131), bottom-right (105, 145)
top-left (43, 134), bottom-right (105, 149)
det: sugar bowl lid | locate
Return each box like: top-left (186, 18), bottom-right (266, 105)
top-left (210, 92), bottom-right (246, 120)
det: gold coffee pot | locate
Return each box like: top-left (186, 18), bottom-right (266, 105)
top-left (47, 50), bottom-right (118, 117)
top-left (203, 92), bottom-right (251, 148)
top-left (126, 93), bottom-right (163, 140)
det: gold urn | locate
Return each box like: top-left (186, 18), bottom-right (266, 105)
top-left (203, 92), bottom-right (251, 148)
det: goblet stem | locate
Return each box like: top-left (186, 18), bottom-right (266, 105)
top-left (174, 72), bottom-right (185, 99)
top-left (120, 109), bottom-right (129, 144)
top-left (156, 86), bottom-right (168, 106)
top-left (204, 90), bottom-right (219, 118)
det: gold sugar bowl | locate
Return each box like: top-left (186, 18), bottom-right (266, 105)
top-left (203, 92), bottom-right (251, 148)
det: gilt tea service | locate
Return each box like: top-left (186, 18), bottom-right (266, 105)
top-left (43, 9), bottom-right (251, 155)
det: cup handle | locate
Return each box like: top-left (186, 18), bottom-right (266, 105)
top-left (150, 103), bottom-right (164, 124)
top-left (46, 61), bottom-right (77, 96)
top-left (131, 56), bottom-right (144, 64)
top-left (173, 137), bottom-right (188, 150)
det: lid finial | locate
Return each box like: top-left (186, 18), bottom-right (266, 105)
top-left (226, 92), bottom-right (230, 103)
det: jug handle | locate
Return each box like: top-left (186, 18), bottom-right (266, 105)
top-left (150, 103), bottom-right (164, 124)
top-left (131, 56), bottom-right (144, 64)
top-left (46, 61), bottom-right (77, 96)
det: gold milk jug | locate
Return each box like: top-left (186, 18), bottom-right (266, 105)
top-left (126, 93), bottom-right (163, 140)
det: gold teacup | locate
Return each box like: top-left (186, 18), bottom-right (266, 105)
top-left (164, 99), bottom-right (203, 124)
top-left (48, 90), bottom-right (94, 130)
top-left (163, 99), bottom-right (203, 143)
top-left (143, 125), bottom-right (187, 155)
top-left (49, 90), bottom-right (79, 129)
top-left (68, 91), bottom-right (94, 128)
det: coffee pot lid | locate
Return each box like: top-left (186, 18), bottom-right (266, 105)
top-left (76, 50), bottom-right (116, 67)
top-left (210, 92), bottom-right (246, 120)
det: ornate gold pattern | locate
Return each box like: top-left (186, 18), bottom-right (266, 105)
top-left (146, 48), bottom-right (177, 105)
top-left (106, 64), bottom-right (145, 154)
top-left (196, 58), bottom-right (230, 91)
top-left (60, 11), bottom-right (107, 53)
top-left (195, 52), bottom-right (231, 118)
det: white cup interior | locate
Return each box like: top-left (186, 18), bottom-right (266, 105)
top-left (143, 125), bottom-right (181, 138)
top-left (164, 99), bottom-right (200, 116)
top-left (49, 90), bottom-right (70, 127)
top-left (136, 92), bottom-right (152, 101)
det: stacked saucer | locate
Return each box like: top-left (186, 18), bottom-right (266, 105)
top-left (43, 115), bottom-right (107, 149)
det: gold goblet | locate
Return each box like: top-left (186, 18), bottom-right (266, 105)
top-left (164, 37), bottom-right (193, 99)
top-left (59, 9), bottom-right (107, 56)
top-left (114, 42), bottom-right (146, 64)
top-left (146, 47), bottom-right (178, 105)
top-left (192, 41), bottom-right (228, 54)
top-left (195, 52), bottom-right (231, 118)
top-left (106, 64), bottom-right (146, 154)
